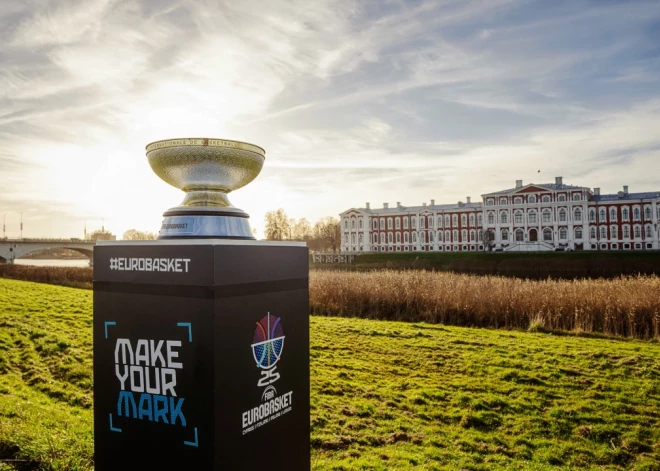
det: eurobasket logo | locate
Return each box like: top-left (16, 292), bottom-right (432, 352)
top-left (251, 313), bottom-right (285, 387)
top-left (242, 313), bottom-right (293, 435)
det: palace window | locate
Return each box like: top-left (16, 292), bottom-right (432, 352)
top-left (529, 195), bottom-right (537, 203)
top-left (515, 212), bottom-right (523, 224)
top-left (542, 195), bottom-right (550, 203)
top-left (344, 220), bottom-right (348, 229)
top-left (646, 226), bottom-right (653, 238)
top-left (429, 232), bottom-right (434, 242)
top-left (645, 207), bottom-right (652, 220)
top-left (404, 233), bottom-right (409, 243)
top-left (635, 226), bottom-right (641, 238)
top-left (599, 209), bottom-right (606, 221)
top-left (487, 199), bottom-right (494, 206)
top-left (373, 219), bottom-right (378, 230)
top-left (453, 230), bottom-right (458, 242)
top-left (590, 227), bottom-right (596, 239)
top-left (351, 234), bottom-right (356, 244)
top-left (396, 233), bottom-right (401, 243)
top-left (404, 217), bottom-right (409, 229)
top-left (395, 218), bottom-right (400, 229)
top-left (428, 216), bottom-right (433, 228)
top-left (462, 229), bottom-right (467, 241)
top-left (559, 209), bottom-right (567, 222)
top-left (609, 208), bottom-right (616, 221)
top-left (515, 229), bottom-right (524, 241)
top-left (452, 215), bottom-right (458, 227)
top-left (470, 230), bottom-right (476, 242)
top-left (600, 227), bottom-right (607, 239)
top-left (359, 219), bottom-right (363, 229)
top-left (558, 195), bottom-right (566, 202)
top-left (543, 211), bottom-right (551, 223)
top-left (438, 231), bottom-right (443, 242)
top-left (589, 210), bottom-right (596, 222)
top-left (500, 198), bottom-right (507, 205)
top-left (514, 197), bottom-right (523, 204)
top-left (478, 231), bottom-right (483, 241)
top-left (359, 234), bottom-right (363, 244)
top-left (573, 193), bottom-right (581, 201)
top-left (469, 214), bottom-right (475, 226)
top-left (559, 228), bottom-right (567, 240)
top-left (373, 234), bottom-right (378, 244)
top-left (445, 215), bottom-right (451, 227)
top-left (622, 208), bottom-right (629, 220)
top-left (501, 229), bottom-right (509, 241)
top-left (528, 212), bottom-right (537, 224)
top-left (388, 233), bottom-right (393, 243)
top-left (574, 209), bottom-right (582, 221)
top-left (445, 230), bottom-right (451, 242)
top-left (623, 226), bottom-right (630, 238)
top-left (634, 208), bottom-right (641, 220)
top-left (575, 227), bottom-right (583, 239)
top-left (380, 218), bottom-right (385, 230)
top-left (437, 216), bottom-right (442, 228)
top-left (488, 213), bottom-right (494, 224)
top-left (412, 233), bottom-right (417, 243)
top-left (388, 219), bottom-right (393, 230)
top-left (412, 217), bottom-right (416, 229)
top-left (543, 229), bottom-right (552, 241)
top-left (611, 226), bottom-right (618, 239)
top-left (501, 212), bottom-right (508, 224)
top-left (460, 215), bottom-right (466, 226)
top-left (419, 217), bottom-right (425, 229)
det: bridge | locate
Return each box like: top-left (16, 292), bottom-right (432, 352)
top-left (0, 239), bottom-right (96, 264)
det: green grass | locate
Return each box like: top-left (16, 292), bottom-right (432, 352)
top-left (1, 278), bottom-right (660, 470)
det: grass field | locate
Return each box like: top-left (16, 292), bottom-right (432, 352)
top-left (1, 278), bottom-right (660, 470)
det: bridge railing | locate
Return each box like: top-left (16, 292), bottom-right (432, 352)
top-left (0, 238), bottom-right (94, 243)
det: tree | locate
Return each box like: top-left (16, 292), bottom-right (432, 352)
top-left (292, 218), bottom-right (312, 241)
top-left (123, 229), bottom-right (157, 240)
top-left (313, 217), bottom-right (341, 252)
top-left (264, 209), bottom-right (291, 240)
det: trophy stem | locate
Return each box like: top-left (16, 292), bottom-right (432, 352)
top-left (181, 189), bottom-right (233, 207)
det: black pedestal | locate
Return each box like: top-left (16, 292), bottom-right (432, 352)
top-left (93, 240), bottom-right (310, 470)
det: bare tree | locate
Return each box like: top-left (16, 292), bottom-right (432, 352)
top-left (292, 218), bottom-right (312, 241)
top-left (313, 217), bottom-right (341, 252)
top-left (264, 209), bottom-right (291, 240)
top-left (123, 229), bottom-right (157, 240)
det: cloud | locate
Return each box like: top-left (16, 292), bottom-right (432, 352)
top-left (0, 0), bottom-right (659, 238)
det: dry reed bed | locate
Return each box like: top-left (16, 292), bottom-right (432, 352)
top-left (310, 270), bottom-right (660, 339)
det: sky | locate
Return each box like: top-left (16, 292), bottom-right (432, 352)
top-left (1, 0), bottom-right (660, 239)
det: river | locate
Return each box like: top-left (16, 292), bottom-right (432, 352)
top-left (15, 259), bottom-right (91, 268)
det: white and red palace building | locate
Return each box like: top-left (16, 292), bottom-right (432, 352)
top-left (340, 177), bottom-right (660, 253)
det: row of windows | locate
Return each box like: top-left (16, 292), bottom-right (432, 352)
top-left (486, 194), bottom-right (582, 206)
top-left (488, 225), bottom-right (657, 244)
top-left (345, 206), bottom-right (660, 231)
top-left (589, 207), bottom-right (656, 222)
top-left (344, 230), bottom-right (485, 245)
top-left (487, 208), bottom-right (583, 225)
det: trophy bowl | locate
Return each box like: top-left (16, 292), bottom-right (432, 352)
top-left (146, 138), bottom-right (266, 239)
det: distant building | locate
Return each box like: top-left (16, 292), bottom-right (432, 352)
top-left (85, 230), bottom-right (116, 242)
top-left (340, 177), bottom-right (660, 252)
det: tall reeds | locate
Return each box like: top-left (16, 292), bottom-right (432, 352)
top-left (310, 270), bottom-right (660, 339)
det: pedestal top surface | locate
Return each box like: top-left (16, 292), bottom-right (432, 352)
top-left (97, 239), bottom-right (306, 247)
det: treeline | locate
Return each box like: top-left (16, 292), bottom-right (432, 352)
top-left (264, 209), bottom-right (340, 252)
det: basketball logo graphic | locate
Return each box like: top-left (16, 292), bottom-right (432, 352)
top-left (251, 313), bottom-right (285, 386)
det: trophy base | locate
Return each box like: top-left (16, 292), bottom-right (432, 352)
top-left (158, 209), bottom-right (255, 239)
